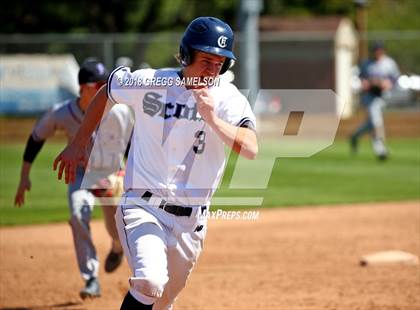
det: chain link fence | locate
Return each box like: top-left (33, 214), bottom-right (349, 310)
top-left (1, 30), bottom-right (419, 115)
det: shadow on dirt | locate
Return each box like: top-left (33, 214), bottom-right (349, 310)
top-left (0, 301), bottom-right (84, 310)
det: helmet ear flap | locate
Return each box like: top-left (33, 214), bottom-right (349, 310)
top-left (219, 59), bottom-right (232, 75)
top-left (180, 43), bottom-right (192, 67)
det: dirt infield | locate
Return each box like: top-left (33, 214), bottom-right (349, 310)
top-left (1, 201), bottom-right (419, 310)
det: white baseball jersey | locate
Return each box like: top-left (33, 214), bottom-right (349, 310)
top-left (107, 67), bottom-right (256, 207)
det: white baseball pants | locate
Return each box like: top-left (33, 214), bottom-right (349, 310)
top-left (115, 193), bottom-right (207, 309)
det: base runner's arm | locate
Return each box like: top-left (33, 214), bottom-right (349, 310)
top-left (194, 88), bottom-right (258, 160)
top-left (71, 84), bottom-right (111, 148)
top-left (53, 85), bottom-right (113, 184)
top-left (209, 118), bottom-right (258, 160)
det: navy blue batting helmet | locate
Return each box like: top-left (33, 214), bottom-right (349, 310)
top-left (180, 17), bottom-right (236, 75)
top-left (78, 58), bottom-right (109, 85)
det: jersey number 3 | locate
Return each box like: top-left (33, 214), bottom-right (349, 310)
top-left (193, 130), bottom-right (206, 154)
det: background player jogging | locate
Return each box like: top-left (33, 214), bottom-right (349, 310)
top-left (350, 41), bottom-right (400, 160)
top-left (15, 59), bottom-right (133, 299)
top-left (53, 17), bottom-right (258, 309)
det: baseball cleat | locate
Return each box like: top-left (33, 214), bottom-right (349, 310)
top-left (349, 136), bottom-right (358, 154)
top-left (105, 250), bottom-right (123, 273)
top-left (80, 277), bottom-right (101, 299)
top-left (377, 153), bottom-right (388, 161)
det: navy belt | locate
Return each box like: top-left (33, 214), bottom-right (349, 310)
top-left (140, 190), bottom-right (206, 217)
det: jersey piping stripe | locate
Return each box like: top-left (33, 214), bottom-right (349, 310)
top-left (236, 117), bottom-right (256, 132)
top-left (236, 117), bottom-right (252, 127)
top-left (68, 104), bottom-right (81, 124)
top-left (107, 66), bottom-right (124, 105)
top-left (120, 206), bottom-right (134, 260)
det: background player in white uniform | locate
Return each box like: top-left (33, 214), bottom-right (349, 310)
top-left (350, 41), bottom-right (400, 160)
top-left (14, 59), bottom-right (133, 299)
top-left (53, 17), bottom-right (258, 309)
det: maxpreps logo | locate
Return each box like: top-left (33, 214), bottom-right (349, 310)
top-left (142, 92), bottom-right (202, 121)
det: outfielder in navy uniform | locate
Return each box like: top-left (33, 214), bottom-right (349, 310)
top-left (15, 59), bottom-right (134, 299)
top-left (54, 17), bottom-right (258, 309)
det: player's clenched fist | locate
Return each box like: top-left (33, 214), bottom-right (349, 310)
top-left (53, 142), bottom-right (86, 184)
top-left (193, 88), bottom-right (216, 123)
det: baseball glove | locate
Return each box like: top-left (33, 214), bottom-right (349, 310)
top-left (369, 85), bottom-right (383, 97)
top-left (90, 170), bottom-right (125, 198)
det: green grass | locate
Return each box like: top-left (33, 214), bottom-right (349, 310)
top-left (0, 143), bottom-right (103, 225)
top-left (0, 138), bottom-right (419, 226)
top-left (217, 138), bottom-right (420, 207)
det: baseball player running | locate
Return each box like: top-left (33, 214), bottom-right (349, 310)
top-left (350, 41), bottom-right (400, 160)
top-left (53, 17), bottom-right (258, 309)
top-left (14, 59), bottom-right (133, 299)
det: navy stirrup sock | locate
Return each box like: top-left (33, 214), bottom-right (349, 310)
top-left (120, 291), bottom-right (153, 310)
